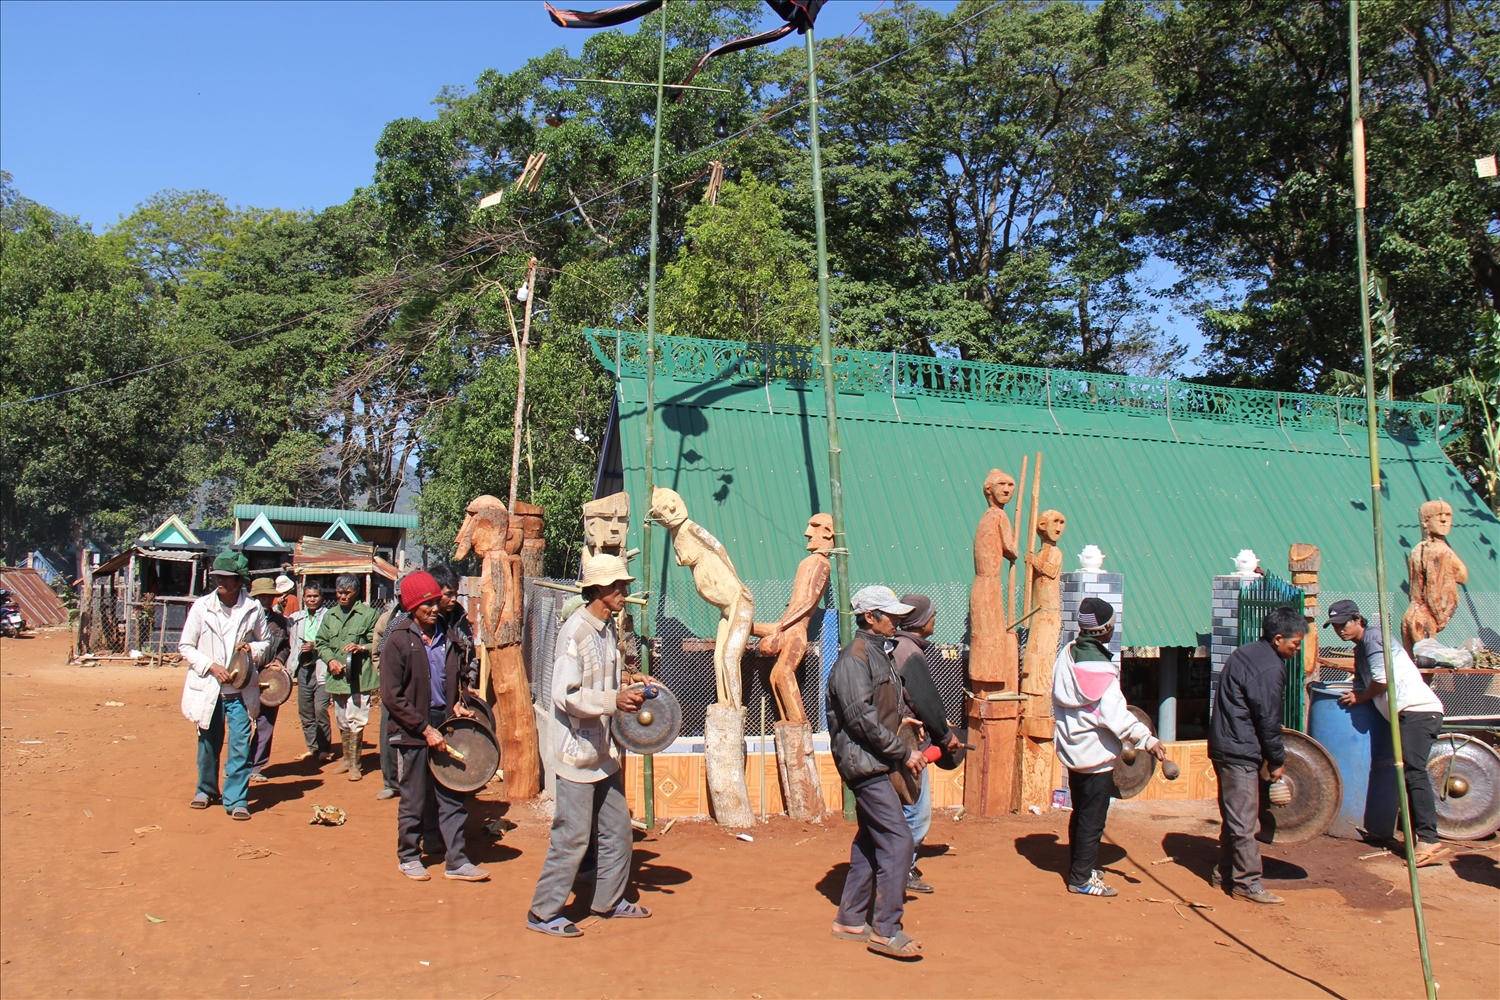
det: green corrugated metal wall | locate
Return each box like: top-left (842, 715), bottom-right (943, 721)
top-left (595, 332), bottom-right (1497, 648)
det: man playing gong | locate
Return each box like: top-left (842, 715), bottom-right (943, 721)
top-left (527, 554), bottom-right (650, 937)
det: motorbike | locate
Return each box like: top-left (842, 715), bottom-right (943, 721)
top-left (0, 589), bottom-right (27, 637)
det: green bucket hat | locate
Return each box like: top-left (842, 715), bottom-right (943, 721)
top-left (209, 550), bottom-right (250, 581)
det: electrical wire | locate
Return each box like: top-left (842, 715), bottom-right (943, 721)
top-left (2, 0), bottom-right (1001, 410)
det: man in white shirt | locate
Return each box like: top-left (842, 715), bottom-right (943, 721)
top-left (179, 551), bottom-right (270, 820)
top-left (1328, 600), bottom-right (1449, 866)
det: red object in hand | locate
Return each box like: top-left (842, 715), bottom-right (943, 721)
top-left (923, 745), bottom-right (943, 763)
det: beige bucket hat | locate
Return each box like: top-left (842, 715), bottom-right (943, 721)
top-left (579, 553), bottom-right (635, 589)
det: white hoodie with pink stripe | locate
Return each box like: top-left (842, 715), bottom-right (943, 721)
top-left (1051, 640), bottom-right (1159, 774)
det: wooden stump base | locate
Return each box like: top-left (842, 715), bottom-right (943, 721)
top-left (704, 703), bottom-right (754, 827)
top-left (774, 720), bottom-right (823, 823)
top-left (490, 644), bottom-right (541, 799)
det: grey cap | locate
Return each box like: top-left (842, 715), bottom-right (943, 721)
top-left (851, 585), bottom-right (914, 617)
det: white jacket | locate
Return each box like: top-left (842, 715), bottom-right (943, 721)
top-left (1051, 640), bottom-right (1159, 774)
top-left (179, 591), bottom-right (270, 729)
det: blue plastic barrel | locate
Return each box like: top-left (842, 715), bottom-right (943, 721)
top-left (1307, 682), bottom-right (1398, 840)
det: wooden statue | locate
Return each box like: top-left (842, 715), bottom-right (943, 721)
top-left (650, 487), bottom-right (755, 827)
top-left (1018, 509), bottom-right (1066, 813)
top-left (964, 466), bottom-right (1026, 818)
top-left (514, 500), bottom-right (546, 580)
top-left (1401, 500), bottom-right (1469, 648)
top-left (751, 513), bottom-right (832, 822)
top-left (453, 495), bottom-right (510, 647)
top-left (1020, 510), bottom-right (1066, 695)
top-left (453, 494), bottom-right (540, 798)
top-left (969, 470), bottom-right (1020, 685)
top-left (583, 492), bottom-right (630, 558)
top-left (1290, 544), bottom-right (1321, 681)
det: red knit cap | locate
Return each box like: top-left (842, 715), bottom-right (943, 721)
top-left (400, 570), bottom-right (442, 612)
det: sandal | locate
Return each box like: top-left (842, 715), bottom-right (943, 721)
top-left (867, 931), bottom-right (923, 960)
top-left (230, 807), bottom-right (251, 821)
top-left (831, 923), bottom-right (872, 941)
top-left (189, 794), bottom-right (211, 810)
top-left (1412, 845), bottom-right (1450, 867)
top-left (526, 914), bottom-right (583, 938)
top-left (597, 900), bottom-right (651, 919)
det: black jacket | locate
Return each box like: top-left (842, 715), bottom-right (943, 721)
top-left (380, 617), bottom-right (472, 746)
top-left (827, 631), bottom-right (908, 788)
top-left (892, 631), bottom-right (952, 749)
top-left (1209, 639), bottom-right (1287, 769)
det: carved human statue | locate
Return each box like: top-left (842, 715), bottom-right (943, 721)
top-left (650, 486), bottom-right (755, 827)
top-left (582, 492), bottom-right (630, 558)
top-left (751, 513), bottom-right (833, 724)
top-left (1401, 500), bottom-right (1469, 647)
top-left (453, 495), bottom-right (510, 648)
top-left (650, 487), bottom-right (754, 708)
top-left (453, 494), bottom-right (540, 798)
top-left (1020, 510), bottom-right (1066, 696)
top-left (969, 470), bottom-right (1019, 685)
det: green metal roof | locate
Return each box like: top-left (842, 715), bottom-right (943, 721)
top-left (232, 505), bottom-right (417, 530)
top-left (588, 330), bottom-right (1497, 648)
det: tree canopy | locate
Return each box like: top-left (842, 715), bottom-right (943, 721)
top-left (3, 0), bottom-right (1496, 569)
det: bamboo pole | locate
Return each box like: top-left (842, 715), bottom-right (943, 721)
top-left (1349, 5), bottom-right (1435, 997)
top-left (635, 1), bottom-right (670, 831)
top-left (805, 27), bottom-right (856, 822)
top-left (1009, 454), bottom-right (1028, 625)
top-left (508, 259), bottom-right (537, 514)
top-left (1022, 453), bottom-right (1043, 616)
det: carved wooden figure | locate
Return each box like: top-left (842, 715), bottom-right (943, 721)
top-left (583, 492), bottom-right (630, 558)
top-left (1401, 500), bottom-right (1469, 648)
top-left (453, 494), bottom-right (540, 799)
top-left (650, 487), bottom-right (755, 827)
top-left (750, 513), bottom-right (832, 822)
top-left (969, 470), bottom-right (1020, 685)
top-left (1018, 509), bottom-right (1066, 812)
top-left (453, 495), bottom-right (510, 648)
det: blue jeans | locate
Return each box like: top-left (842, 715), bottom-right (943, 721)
top-left (901, 767), bottom-right (932, 874)
top-left (197, 695), bottom-right (252, 812)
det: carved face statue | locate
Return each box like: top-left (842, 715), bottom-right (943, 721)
top-left (804, 513), bottom-right (834, 553)
top-left (583, 493), bottom-right (629, 549)
top-left (1233, 549), bottom-right (1260, 576)
top-left (454, 495), bottom-right (509, 560)
top-left (650, 487), bottom-right (688, 529)
top-left (1420, 500), bottom-right (1453, 539)
top-left (983, 470), bottom-right (1016, 508)
top-left (1037, 510), bottom-right (1066, 543)
top-left (504, 523), bottom-right (524, 556)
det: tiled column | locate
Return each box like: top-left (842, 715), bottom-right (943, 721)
top-left (1210, 575), bottom-right (1253, 707)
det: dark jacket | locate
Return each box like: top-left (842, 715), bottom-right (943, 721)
top-left (380, 617), bottom-right (472, 746)
top-left (263, 609), bottom-right (290, 668)
top-left (892, 631), bottom-right (952, 748)
top-left (1209, 639), bottom-right (1287, 769)
top-left (827, 631), bottom-right (909, 788)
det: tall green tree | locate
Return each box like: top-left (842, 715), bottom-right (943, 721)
top-left (0, 176), bottom-right (200, 570)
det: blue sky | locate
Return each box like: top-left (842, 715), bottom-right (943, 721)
top-left (1, 0), bottom-right (1202, 367)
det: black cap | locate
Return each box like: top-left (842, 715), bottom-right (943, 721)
top-left (1077, 596), bottom-right (1115, 630)
top-left (1325, 599), bottom-right (1361, 626)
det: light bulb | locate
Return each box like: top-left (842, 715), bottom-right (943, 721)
top-left (517, 285), bottom-right (529, 303)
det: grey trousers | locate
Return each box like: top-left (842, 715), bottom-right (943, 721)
top-left (295, 665), bottom-right (331, 755)
top-left (396, 744), bottom-right (470, 869)
top-left (1215, 761), bottom-right (1263, 890)
top-left (836, 778), bottom-right (914, 939)
top-left (529, 772), bottom-right (632, 922)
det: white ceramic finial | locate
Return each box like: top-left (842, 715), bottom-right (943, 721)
top-left (1078, 545), bottom-right (1105, 572)
top-left (1233, 549), bottom-right (1260, 577)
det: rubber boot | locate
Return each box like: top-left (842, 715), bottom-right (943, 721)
top-left (346, 729), bottom-right (363, 781)
top-left (327, 730), bottom-right (351, 775)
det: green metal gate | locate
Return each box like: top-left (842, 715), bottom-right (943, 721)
top-left (1237, 575), bottom-right (1307, 731)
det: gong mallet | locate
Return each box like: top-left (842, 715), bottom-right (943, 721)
top-left (1119, 743), bottom-right (1181, 780)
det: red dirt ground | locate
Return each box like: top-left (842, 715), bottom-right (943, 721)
top-left (2, 628), bottom-right (1497, 999)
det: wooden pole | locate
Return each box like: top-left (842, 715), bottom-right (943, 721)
top-left (508, 258), bottom-right (538, 514)
top-left (1008, 453), bottom-right (1028, 626)
top-left (1022, 452), bottom-right (1043, 616)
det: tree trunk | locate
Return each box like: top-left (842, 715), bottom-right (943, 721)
top-left (704, 703), bottom-right (754, 827)
top-left (774, 720), bottom-right (823, 822)
top-left (490, 644), bottom-right (541, 799)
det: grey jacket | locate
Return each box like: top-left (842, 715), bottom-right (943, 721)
top-left (826, 631), bottom-right (908, 789)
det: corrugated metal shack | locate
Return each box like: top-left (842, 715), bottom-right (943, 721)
top-left (0, 566), bottom-right (69, 627)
